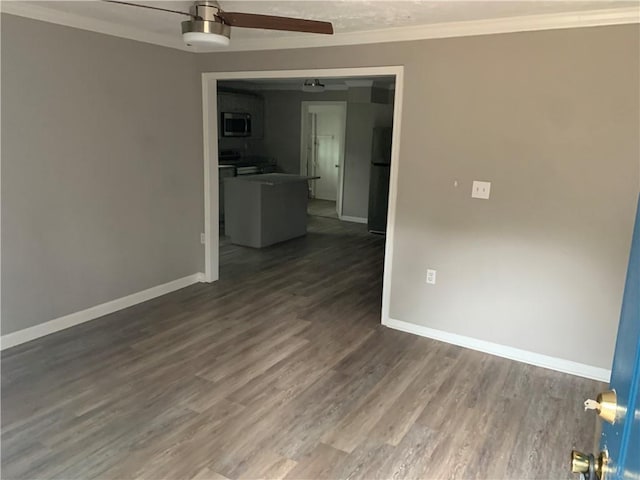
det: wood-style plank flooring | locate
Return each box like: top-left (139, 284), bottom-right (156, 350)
top-left (2, 217), bottom-right (602, 479)
top-left (307, 199), bottom-right (338, 219)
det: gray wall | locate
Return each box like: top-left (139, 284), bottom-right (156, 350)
top-left (1, 14), bottom-right (204, 335)
top-left (262, 90), bottom-right (306, 174)
top-left (2, 12), bottom-right (637, 372)
top-left (197, 25), bottom-right (640, 369)
top-left (260, 89), bottom-right (348, 174)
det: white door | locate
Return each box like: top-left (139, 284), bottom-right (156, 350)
top-left (301, 103), bottom-right (346, 212)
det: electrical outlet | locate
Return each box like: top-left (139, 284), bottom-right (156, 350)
top-left (472, 181), bottom-right (491, 199)
top-left (426, 269), bottom-right (437, 285)
top-left (200, 233), bottom-right (206, 244)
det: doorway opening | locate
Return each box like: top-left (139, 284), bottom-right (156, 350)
top-left (300, 102), bottom-right (347, 219)
top-left (202, 67), bottom-right (404, 326)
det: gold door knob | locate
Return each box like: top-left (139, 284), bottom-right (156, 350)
top-left (570, 450), bottom-right (609, 480)
top-left (571, 450), bottom-right (591, 474)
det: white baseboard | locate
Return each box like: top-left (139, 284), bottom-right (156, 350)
top-left (383, 317), bottom-right (611, 382)
top-left (1, 273), bottom-right (205, 351)
top-left (339, 215), bottom-right (368, 224)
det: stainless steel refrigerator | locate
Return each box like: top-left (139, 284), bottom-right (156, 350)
top-left (368, 127), bottom-right (393, 234)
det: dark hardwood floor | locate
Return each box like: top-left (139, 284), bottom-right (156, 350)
top-left (307, 199), bottom-right (338, 219)
top-left (2, 216), bottom-right (602, 479)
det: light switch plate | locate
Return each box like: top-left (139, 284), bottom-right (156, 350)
top-left (472, 181), bottom-right (491, 199)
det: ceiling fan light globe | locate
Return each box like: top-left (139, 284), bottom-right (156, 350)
top-left (181, 19), bottom-right (230, 47)
top-left (182, 31), bottom-right (229, 47)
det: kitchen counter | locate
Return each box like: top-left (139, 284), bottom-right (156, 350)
top-left (224, 174), bottom-right (317, 248)
top-left (231, 173), bottom-right (319, 185)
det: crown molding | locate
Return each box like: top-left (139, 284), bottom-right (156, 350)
top-left (1, 3), bottom-right (638, 53)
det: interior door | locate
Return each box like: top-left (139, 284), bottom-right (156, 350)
top-left (572, 196), bottom-right (640, 480)
top-left (308, 105), bottom-right (343, 202)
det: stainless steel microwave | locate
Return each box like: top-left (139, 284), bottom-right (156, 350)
top-left (222, 112), bottom-right (252, 137)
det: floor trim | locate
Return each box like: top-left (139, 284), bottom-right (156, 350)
top-left (383, 317), bottom-right (611, 382)
top-left (0, 273), bottom-right (205, 351)
top-left (339, 215), bottom-right (368, 224)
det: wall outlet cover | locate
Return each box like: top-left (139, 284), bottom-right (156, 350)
top-left (426, 269), bottom-right (437, 285)
top-left (472, 181), bottom-right (491, 199)
top-left (200, 233), bottom-right (206, 244)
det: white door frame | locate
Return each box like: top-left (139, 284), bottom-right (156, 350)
top-left (201, 66), bottom-right (404, 325)
top-left (300, 101), bottom-right (347, 216)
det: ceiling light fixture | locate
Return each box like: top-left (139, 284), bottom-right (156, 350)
top-left (181, 1), bottom-right (230, 47)
top-left (302, 79), bottom-right (326, 93)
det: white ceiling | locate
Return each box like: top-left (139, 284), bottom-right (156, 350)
top-left (2, 0), bottom-right (639, 51)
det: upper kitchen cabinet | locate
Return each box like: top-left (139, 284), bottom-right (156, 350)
top-left (217, 91), bottom-right (264, 139)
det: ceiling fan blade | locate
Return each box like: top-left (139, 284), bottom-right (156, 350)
top-left (217, 12), bottom-right (333, 35)
top-left (101, 0), bottom-right (193, 18)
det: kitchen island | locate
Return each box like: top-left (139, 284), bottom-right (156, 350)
top-left (224, 174), bottom-right (317, 248)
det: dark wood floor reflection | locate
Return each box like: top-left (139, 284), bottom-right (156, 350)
top-left (2, 217), bottom-right (602, 479)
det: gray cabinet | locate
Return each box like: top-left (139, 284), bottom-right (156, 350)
top-left (224, 174), bottom-right (311, 248)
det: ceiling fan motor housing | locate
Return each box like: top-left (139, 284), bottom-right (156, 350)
top-left (181, 0), bottom-right (230, 46)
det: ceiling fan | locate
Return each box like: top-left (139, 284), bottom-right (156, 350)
top-left (103, 0), bottom-right (334, 48)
